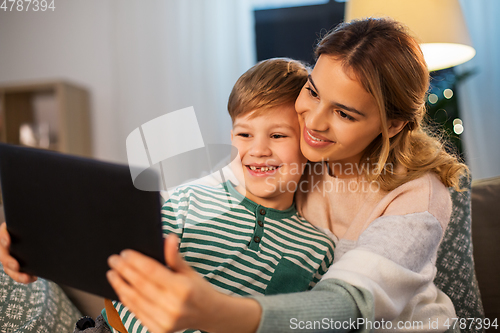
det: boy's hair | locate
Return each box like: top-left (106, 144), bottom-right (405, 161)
top-left (227, 58), bottom-right (309, 122)
top-left (316, 18), bottom-right (468, 191)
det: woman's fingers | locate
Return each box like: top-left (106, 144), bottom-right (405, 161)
top-left (107, 257), bottom-right (194, 333)
top-left (0, 222), bottom-right (10, 247)
top-left (107, 235), bottom-right (218, 333)
top-left (107, 270), bottom-right (176, 333)
top-left (0, 222), bottom-right (37, 284)
top-left (108, 248), bottom-right (196, 314)
top-left (108, 252), bottom-right (167, 305)
top-left (3, 267), bottom-right (37, 283)
top-left (0, 222), bottom-right (12, 262)
top-left (164, 234), bottom-right (191, 274)
top-left (109, 249), bottom-right (174, 290)
top-left (110, 234), bottom-right (198, 291)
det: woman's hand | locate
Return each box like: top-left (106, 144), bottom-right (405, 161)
top-left (107, 234), bottom-right (262, 333)
top-left (0, 222), bottom-right (37, 283)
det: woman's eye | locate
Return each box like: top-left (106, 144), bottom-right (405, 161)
top-left (306, 87), bottom-right (318, 98)
top-left (338, 110), bottom-right (355, 121)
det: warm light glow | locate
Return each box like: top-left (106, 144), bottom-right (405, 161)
top-left (420, 44), bottom-right (476, 71)
top-left (428, 94), bottom-right (438, 104)
top-left (454, 124), bottom-right (464, 135)
top-left (453, 118), bottom-right (463, 126)
top-left (344, 0), bottom-right (476, 72)
top-left (443, 89), bottom-right (454, 99)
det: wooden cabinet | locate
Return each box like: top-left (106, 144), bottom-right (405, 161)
top-left (0, 80), bottom-right (92, 157)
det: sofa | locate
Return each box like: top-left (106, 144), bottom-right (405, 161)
top-left (470, 176), bottom-right (500, 323)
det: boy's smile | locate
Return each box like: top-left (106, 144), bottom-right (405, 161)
top-left (246, 163), bottom-right (279, 176)
top-left (231, 104), bottom-right (307, 210)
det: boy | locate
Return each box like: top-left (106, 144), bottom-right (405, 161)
top-left (103, 58), bottom-right (335, 333)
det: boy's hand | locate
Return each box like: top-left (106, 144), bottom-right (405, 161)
top-left (107, 234), bottom-right (261, 333)
top-left (0, 222), bottom-right (38, 284)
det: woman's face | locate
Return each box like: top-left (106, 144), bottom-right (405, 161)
top-left (295, 55), bottom-right (382, 173)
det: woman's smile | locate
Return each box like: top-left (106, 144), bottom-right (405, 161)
top-left (303, 126), bottom-right (335, 148)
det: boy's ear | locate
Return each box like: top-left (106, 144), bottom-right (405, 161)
top-left (387, 119), bottom-right (407, 138)
top-left (230, 129), bottom-right (234, 141)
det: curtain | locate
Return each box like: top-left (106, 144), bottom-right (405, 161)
top-left (111, 0), bottom-right (256, 160)
top-left (456, 0), bottom-right (500, 180)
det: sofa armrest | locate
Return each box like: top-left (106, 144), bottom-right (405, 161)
top-left (471, 175), bottom-right (500, 321)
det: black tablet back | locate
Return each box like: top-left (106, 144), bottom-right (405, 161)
top-left (0, 143), bottom-right (165, 300)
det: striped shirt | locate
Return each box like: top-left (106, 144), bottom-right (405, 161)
top-left (108, 181), bottom-right (335, 333)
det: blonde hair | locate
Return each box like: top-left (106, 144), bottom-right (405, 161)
top-left (316, 18), bottom-right (468, 191)
top-left (227, 58), bottom-right (309, 122)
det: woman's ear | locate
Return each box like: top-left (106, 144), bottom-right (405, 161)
top-left (387, 119), bottom-right (407, 138)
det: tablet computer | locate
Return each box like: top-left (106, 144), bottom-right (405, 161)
top-left (0, 143), bottom-right (165, 300)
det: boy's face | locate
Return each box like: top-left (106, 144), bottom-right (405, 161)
top-left (231, 104), bottom-right (307, 210)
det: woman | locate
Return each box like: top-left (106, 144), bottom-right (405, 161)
top-left (1, 18), bottom-right (467, 333)
top-left (105, 18), bottom-right (467, 333)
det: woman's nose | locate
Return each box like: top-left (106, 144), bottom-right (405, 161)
top-left (304, 105), bottom-right (329, 132)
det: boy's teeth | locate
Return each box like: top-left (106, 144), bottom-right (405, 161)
top-left (249, 166), bottom-right (276, 172)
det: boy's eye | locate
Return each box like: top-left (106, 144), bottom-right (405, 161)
top-left (337, 110), bottom-right (356, 121)
top-left (271, 134), bottom-right (287, 139)
top-left (306, 86), bottom-right (318, 98)
top-left (237, 133), bottom-right (250, 138)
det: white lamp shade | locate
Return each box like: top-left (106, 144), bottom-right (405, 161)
top-left (344, 0), bottom-right (476, 71)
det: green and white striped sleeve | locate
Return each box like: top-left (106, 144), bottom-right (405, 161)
top-left (161, 187), bottom-right (192, 238)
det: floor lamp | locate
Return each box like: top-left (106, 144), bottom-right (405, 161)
top-left (344, 0), bottom-right (476, 71)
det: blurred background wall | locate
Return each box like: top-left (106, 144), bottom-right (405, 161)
top-left (0, 0), bottom-right (498, 179)
top-left (0, 0), bottom-right (256, 163)
top-left (0, 1), bottom-right (120, 160)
